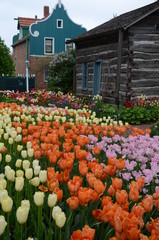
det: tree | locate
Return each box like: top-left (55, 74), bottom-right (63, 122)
top-left (0, 37), bottom-right (15, 76)
top-left (47, 50), bottom-right (75, 93)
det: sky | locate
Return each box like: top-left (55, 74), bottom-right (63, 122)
top-left (0, 0), bottom-right (156, 52)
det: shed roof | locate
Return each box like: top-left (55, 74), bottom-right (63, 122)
top-left (70, 1), bottom-right (159, 43)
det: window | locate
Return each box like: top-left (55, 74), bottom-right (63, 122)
top-left (44, 66), bottom-right (50, 82)
top-left (82, 63), bottom-right (88, 91)
top-left (65, 39), bottom-right (75, 51)
top-left (57, 19), bottom-right (63, 29)
top-left (44, 38), bottom-right (54, 54)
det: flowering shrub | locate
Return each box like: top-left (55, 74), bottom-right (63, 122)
top-left (47, 50), bottom-right (76, 93)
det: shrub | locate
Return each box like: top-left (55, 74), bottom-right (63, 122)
top-left (47, 50), bottom-right (75, 93)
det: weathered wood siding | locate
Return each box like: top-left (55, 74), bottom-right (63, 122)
top-left (128, 10), bottom-right (159, 100)
top-left (75, 33), bottom-right (130, 104)
top-left (75, 9), bottom-right (159, 104)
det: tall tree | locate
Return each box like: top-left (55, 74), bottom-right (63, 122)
top-left (0, 37), bottom-right (15, 76)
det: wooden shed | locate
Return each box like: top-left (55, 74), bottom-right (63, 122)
top-left (69, 1), bottom-right (159, 104)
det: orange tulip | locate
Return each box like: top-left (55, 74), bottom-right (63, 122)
top-left (79, 160), bottom-right (88, 176)
top-left (101, 196), bottom-right (112, 207)
top-left (107, 185), bottom-right (115, 196)
top-left (67, 196), bottom-right (79, 210)
top-left (67, 176), bottom-right (83, 195)
top-left (53, 187), bottom-right (63, 202)
top-left (92, 146), bottom-right (101, 155)
top-left (47, 179), bottom-right (59, 192)
top-left (39, 185), bottom-right (48, 192)
top-left (93, 179), bottom-right (106, 195)
top-left (112, 178), bottom-right (123, 190)
top-left (104, 165), bottom-right (116, 177)
top-left (141, 195), bottom-right (153, 212)
top-left (77, 187), bottom-right (92, 206)
top-left (129, 188), bottom-right (141, 202)
top-left (115, 189), bottom-right (128, 205)
top-left (81, 225), bottom-right (95, 240)
top-left (115, 158), bottom-right (125, 170)
top-left (70, 230), bottom-right (82, 240)
top-left (92, 209), bottom-right (102, 221)
top-left (48, 152), bottom-right (57, 164)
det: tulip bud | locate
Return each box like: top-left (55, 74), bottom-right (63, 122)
top-left (0, 173), bottom-right (5, 179)
top-left (27, 148), bottom-right (34, 158)
top-left (52, 206), bottom-right (62, 220)
top-left (5, 169), bottom-right (15, 182)
top-left (0, 143), bottom-right (4, 151)
top-left (0, 153), bottom-right (2, 163)
top-left (1, 196), bottom-right (13, 212)
top-left (39, 170), bottom-right (47, 183)
top-left (15, 135), bottom-right (22, 142)
top-left (34, 192), bottom-right (45, 206)
top-left (8, 137), bottom-right (14, 145)
top-left (5, 154), bottom-right (11, 163)
top-left (15, 177), bottom-right (24, 192)
top-left (0, 179), bottom-right (7, 190)
top-left (21, 150), bottom-right (27, 159)
top-left (10, 130), bottom-right (17, 139)
top-left (15, 159), bottom-right (22, 168)
top-left (17, 127), bottom-right (22, 134)
top-left (34, 166), bottom-right (41, 176)
top-left (25, 168), bottom-right (33, 180)
top-left (3, 133), bottom-right (8, 140)
top-left (0, 129), bottom-right (4, 135)
top-left (55, 212), bottom-right (66, 228)
top-left (32, 159), bottom-right (39, 169)
top-left (0, 215), bottom-right (7, 236)
top-left (17, 145), bottom-right (23, 152)
top-left (21, 200), bottom-right (30, 210)
top-left (0, 190), bottom-right (8, 203)
top-left (48, 194), bottom-right (57, 208)
top-left (16, 170), bottom-right (24, 178)
top-left (16, 206), bottom-right (29, 224)
top-left (22, 160), bottom-right (30, 170)
top-left (29, 177), bottom-right (40, 187)
top-left (26, 142), bottom-right (32, 149)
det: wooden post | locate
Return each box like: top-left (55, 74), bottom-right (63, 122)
top-left (116, 29), bottom-right (123, 107)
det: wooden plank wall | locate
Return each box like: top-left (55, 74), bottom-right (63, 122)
top-left (75, 37), bottom-right (130, 104)
top-left (129, 10), bottom-right (159, 100)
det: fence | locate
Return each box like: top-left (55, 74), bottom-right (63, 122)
top-left (0, 76), bottom-right (35, 92)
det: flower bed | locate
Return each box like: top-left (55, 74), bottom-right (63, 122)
top-left (0, 101), bottom-right (158, 240)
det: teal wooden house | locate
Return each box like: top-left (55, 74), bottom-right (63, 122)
top-left (12, 0), bottom-right (86, 89)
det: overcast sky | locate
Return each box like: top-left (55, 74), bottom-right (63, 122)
top-left (0, 0), bottom-right (155, 52)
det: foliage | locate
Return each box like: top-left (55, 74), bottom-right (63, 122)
top-left (47, 50), bottom-right (76, 93)
top-left (150, 120), bottom-right (159, 137)
top-left (0, 37), bottom-right (15, 76)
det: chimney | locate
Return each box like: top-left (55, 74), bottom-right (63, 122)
top-left (44, 6), bottom-right (49, 18)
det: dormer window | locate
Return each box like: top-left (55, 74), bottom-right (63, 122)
top-left (57, 19), bottom-right (63, 29)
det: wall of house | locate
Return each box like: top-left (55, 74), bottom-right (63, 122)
top-left (29, 56), bottom-right (52, 89)
top-left (75, 33), bottom-right (130, 104)
top-left (128, 10), bottom-right (159, 100)
top-left (13, 41), bottom-right (27, 76)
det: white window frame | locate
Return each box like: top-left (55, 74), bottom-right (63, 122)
top-left (57, 19), bottom-right (63, 29)
top-left (65, 38), bottom-right (75, 51)
top-left (44, 37), bottom-right (54, 55)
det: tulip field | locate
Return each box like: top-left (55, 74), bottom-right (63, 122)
top-left (0, 91), bottom-right (159, 240)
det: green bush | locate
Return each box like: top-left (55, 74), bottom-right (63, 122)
top-left (150, 121), bottom-right (159, 137)
top-left (47, 50), bottom-right (75, 93)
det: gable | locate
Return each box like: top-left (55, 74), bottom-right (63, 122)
top-left (29, 3), bottom-right (86, 55)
